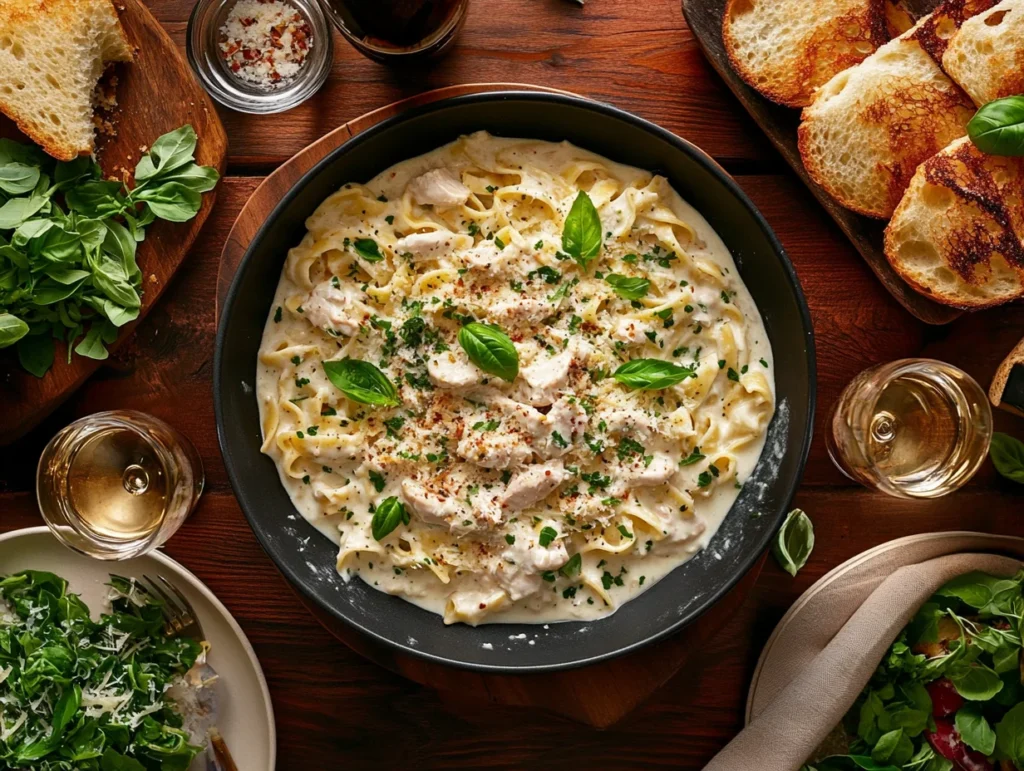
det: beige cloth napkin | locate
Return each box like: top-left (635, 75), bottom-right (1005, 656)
top-left (704, 532), bottom-right (1024, 771)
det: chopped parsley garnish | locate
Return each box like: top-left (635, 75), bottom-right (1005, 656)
top-left (559, 553), bottom-right (582, 578)
top-left (274, 306), bottom-right (283, 323)
top-left (617, 524), bottom-right (633, 539)
top-left (384, 416), bottom-right (405, 439)
top-left (551, 431), bottom-right (569, 449)
top-left (727, 367), bottom-right (740, 382)
top-left (505, 534), bottom-right (515, 545)
top-left (473, 419), bottom-right (501, 432)
top-left (369, 470), bottom-right (387, 492)
top-left (679, 446), bottom-right (706, 466)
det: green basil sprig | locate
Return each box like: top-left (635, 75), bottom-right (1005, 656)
top-left (458, 322), bottom-right (518, 382)
top-left (605, 273), bottom-right (650, 300)
top-left (561, 190), bottom-right (602, 269)
top-left (772, 508), bottom-right (814, 577)
top-left (371, 496), bottom-right (409, 541)
top-left (990, 432), bottom-right (1024, 484)
top-left (323, 358), bottom-right (400, 407)
top-left (612, 359), bottom-right (696, 390)
top-left (968, 96), bottom-right (1024, 157)
top-left (0, 125), bottom-right (219, 375)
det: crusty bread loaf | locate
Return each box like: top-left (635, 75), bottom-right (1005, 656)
top-left (944, 0), bottom-right (1024, 106)
top-left (884, 136), bottom-right (1024, 308)
top-left (797, 14), bottom-right (976, 219)
top-left (722, 0), bottom-right (893, 108)
top-left (0, 0), bottom-right (132, 161)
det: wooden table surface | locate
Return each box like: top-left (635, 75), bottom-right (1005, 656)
top-left (2, 1), bottom-right (1023, 768)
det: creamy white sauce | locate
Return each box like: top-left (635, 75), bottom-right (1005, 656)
top-left (256, 132), bottom-right (775, 625)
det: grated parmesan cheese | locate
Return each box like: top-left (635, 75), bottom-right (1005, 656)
top-left (219, 0), bottom-right (313, 88)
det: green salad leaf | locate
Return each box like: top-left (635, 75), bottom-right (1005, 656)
top-left (0, 124), bottom-right (219, 376)
top-left (0, 570), bottom-right (203, 769)
top-left (802, 570), bottom-right (1024, 771)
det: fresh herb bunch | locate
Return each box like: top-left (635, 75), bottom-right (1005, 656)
top-left (804, 570), bottom-right (1024, 771)
top-left (0, 570), bottom-right (203, 770)
top-left (0, 125), bottom-right (219, 376)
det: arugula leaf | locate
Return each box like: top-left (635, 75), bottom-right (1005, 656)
top-left (458, 322), bottom-right (519, 382)
top-left (561, 190), bottom-right (602, 269)
top-left (990, 432), bottom-right (1024, 484)
top-left (323, 358), bottom-right (400, 407)
top-left (612, 359), bottom-right (696, 390)
top-left (773, 508), bottom-right (814, 577)
top-left (997, 703), bottom-right (1024, 766)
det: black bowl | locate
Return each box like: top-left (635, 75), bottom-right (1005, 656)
top-left (215, 92), bottom-right (815, 672)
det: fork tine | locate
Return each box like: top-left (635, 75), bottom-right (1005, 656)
top-left (157, 575), bottom-right (197, 626)
top-left (141, 575), bottom-right (185, 633)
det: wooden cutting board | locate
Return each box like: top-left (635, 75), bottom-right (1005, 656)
top-left (681, 0), bottom-right (962, 326)
top-left (0, 0), bottom-right (227, 445)
top-left (216, 83), bottom-right (765, 727)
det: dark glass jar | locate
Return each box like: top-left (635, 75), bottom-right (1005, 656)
top-left (320, 0), bottom-right (469, 63)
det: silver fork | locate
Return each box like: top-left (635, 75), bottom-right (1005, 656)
top-left (138, 575), bottom-right (239, 771)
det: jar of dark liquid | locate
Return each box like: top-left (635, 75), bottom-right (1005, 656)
top-left (320, 0), bottom-right (469, 62)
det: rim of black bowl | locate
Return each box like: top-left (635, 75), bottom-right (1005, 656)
top-left (215, 90), bottom-right (817, 673)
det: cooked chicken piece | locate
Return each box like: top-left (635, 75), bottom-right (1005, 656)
top-left (408, 168), bottom-right (471, 208)
top-left (302, 282), bottom-right (364, 337)
top-left (427, 351), bottom-right (482, 390)
top-left (488, 296), bottom-right (555, 326)
top-left (622, 453), bottom-right (676, 488)
top-left (393, 230), bottom-right (472, 261)
top-left (461, 239), bottom-right (522, 274)
top-left (522, 346), bottom-right (572, 392)
top-left (456, 428), bottom-right (533, 470)
top-left (611, 317), bottom-right (653, 344)
top-left (401, 479), bottom-right (460, 527)
top-left (501, 460), bottom-right (568, 512)
top-left (495, 539), bottom-right (569, 600)
top-left (599, 405), bottom-right (659, 440)
top-left (539, 398), bottom-right (586, 457)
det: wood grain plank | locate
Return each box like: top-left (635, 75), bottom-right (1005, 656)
top-left (149, 0), bottom-right (777, 168)
top-left (0, 0), bottom-right (227, 444)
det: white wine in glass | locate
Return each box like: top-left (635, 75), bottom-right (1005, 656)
top-left (826, 359), bottom-right (993, 498)
top-left (37, 411), bottom-right (204, 559)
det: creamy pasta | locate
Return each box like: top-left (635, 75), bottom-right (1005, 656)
top-left (256, 132), bottom-right (775, 625)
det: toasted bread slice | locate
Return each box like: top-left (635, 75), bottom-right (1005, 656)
top-left (884, 136), bottom-right (1024, 308)
top-left (0, 0), bottom-right (132, 161)
top-left (722, 0), bottom-right (893, 108)
top-left (797, 12), bottom-right (977, 219)
top-left (944, 0), bottom-right (1024, 106)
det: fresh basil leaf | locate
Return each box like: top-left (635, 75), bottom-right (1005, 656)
top-left (74, 325), bottom-right (109, 360)
top-left (955, 703), bottom-right (996, 755)
top-left (155, 163), bottom-right (219, 192)
top-left (91, 257), bottom-right (140, 309)
top-left (605, 273), bottom-right (650, 300)
top-left (135, 182), bottom-right (202, 222)
top-left (991, 432), bottom-right (1024, 484)
top-left (135, 125), bottom-right (198, 182)
top-left (0, 194), bottom-right (49, 229)
top-left (12, 218), bottom-right (52, 247)
top-left (0, 162), bottom-right (40, 195)
top-left (559, 553), bottom-right (582, 579)
top-left (0, 138), bottom-right (45, 167)
top-left (773, 508), bottom-right (814, 577)
top-left (612, 359), bottom-right (696, 390)
top-left (458, 322), bottom-right (519, 382)
top-left (323, 358), bottom-right (400, 407)
top-left (102, 220), bottom-right (140, 281)
top-left (32, 279), bottom-right (86, 305)
top-left (16, 334), bottom-right (53, 377)
top-left (353, 237), bottom-right (383, 263)
top-left (54, 156), bottom-right (99, 189)
top-left (0, 313), bottom-right (29, 348)
top-left (65, 180), bottom-right (125, 219)
top-left (39, 225), bottom-right (82, 262)
top-left (561, 190), bottom-right (602, 268)
top-left (83, 296), bottom-right (139, 327)
top-left (371, 496), bottom-right (407, 541)
top-left (968, 96), bottom-right (1024, 157)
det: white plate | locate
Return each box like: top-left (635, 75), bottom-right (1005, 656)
top-left (0, 526), bottom-right (276, 769)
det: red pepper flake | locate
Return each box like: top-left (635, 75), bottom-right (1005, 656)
top-left (218, 0), bottom-right (314, 88)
